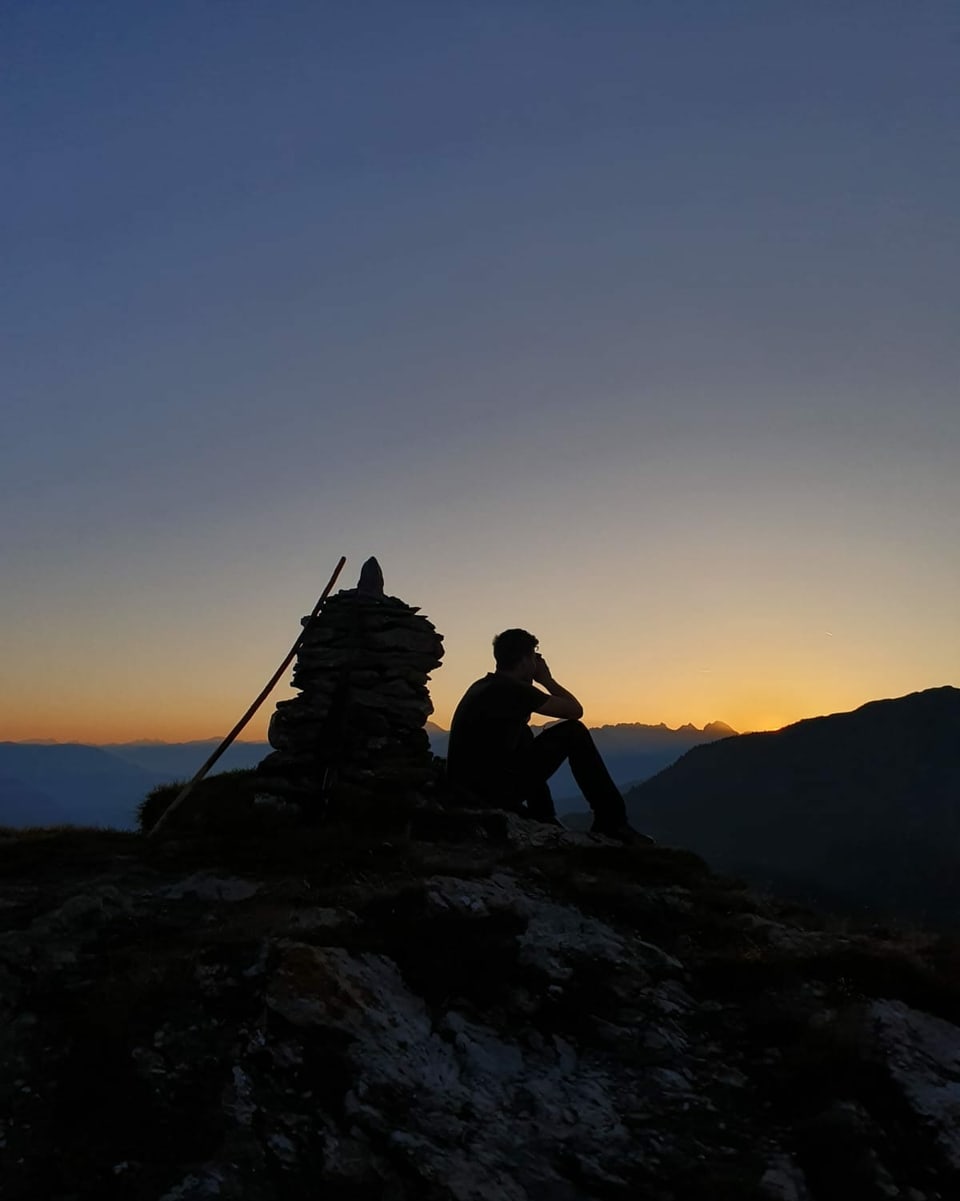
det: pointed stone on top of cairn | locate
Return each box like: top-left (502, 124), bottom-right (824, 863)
top-left (257, 559), bottom-right (443, 820)
top-left (356, 556), bottom-right (385, 598)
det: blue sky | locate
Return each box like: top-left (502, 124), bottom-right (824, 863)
top-left (2, 2), bottom-right (958, 739)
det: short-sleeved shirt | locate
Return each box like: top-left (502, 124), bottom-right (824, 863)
top-left (446, 673), bottom-right (551, 790)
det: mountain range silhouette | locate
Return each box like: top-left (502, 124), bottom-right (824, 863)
top-left (0, 741), bottom-right (269, 829)
top-left (623, 686), bottom-right (960, 926)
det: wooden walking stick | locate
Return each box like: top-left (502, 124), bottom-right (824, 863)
top-left (147, 555), bottom-right (347, 836)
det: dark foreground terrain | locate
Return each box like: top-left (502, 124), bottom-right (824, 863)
top-left (2, 813), bottom-right (960, 1200)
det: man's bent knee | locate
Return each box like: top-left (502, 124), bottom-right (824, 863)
top-left (536, 718), bottom-right (590, 745)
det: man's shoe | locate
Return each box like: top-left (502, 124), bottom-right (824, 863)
top-left (591, 820), bottom-right (655, 846)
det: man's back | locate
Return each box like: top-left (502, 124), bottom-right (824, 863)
top-left (446, 673), bottom-right (544, 787)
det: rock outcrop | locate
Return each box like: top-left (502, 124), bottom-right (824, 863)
top-left (258, 558), bottom-right (444, 817)
top-left (2, 816), bottom-right (960, 1200)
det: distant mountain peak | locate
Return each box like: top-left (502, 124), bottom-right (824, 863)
top-left (588, 720), bottom-right (737, 737)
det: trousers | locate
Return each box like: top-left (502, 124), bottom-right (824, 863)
top-left (499, 719), bottom-right (627, 825)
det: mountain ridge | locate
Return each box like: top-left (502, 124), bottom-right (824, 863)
top-left (624, 685), bottom-right (960, 925)
top-left (0, 741), bottom-right (270, 830)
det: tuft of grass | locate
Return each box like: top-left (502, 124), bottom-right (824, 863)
top-left (136, 769), bottom-right (275, 835)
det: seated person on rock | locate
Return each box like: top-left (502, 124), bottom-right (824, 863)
top-left (446, 629), bottom-right (652, 844)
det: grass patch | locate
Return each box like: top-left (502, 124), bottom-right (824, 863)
top-left (137, 769), bottom-right (275, 835)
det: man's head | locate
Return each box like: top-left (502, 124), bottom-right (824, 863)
top-left (493, 629), bottom-right (539, 679)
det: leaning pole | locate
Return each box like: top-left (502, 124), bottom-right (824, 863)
top-left (147, 555), bottom-right (347, 836)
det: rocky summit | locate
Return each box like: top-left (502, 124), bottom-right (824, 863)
top-left (2, 813), bottom-right (960, 1201)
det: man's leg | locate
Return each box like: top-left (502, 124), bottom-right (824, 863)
top-left (522, 720), bottom-right (627, 828)
top-left (510, 726), bottom-right (556, 820)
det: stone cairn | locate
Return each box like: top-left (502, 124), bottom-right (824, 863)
top-left (257, 558), bottom-right (444, 818)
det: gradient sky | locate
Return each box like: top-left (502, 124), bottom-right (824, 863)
top-left (2, 2), bottom-right (958, 743)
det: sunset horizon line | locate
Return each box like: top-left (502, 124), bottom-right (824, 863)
top-left (0, 711), bottom-right (851, 745)
top-left (6, 683), bottom-right (955, 748)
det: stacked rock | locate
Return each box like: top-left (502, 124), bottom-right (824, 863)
top-left (257, 558), bottom-right (444, 817)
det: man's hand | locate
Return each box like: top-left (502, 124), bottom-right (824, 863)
top-left (532, 653), bottom-right (584, 720)
top-left (532, 653), bottom-right (553, 687)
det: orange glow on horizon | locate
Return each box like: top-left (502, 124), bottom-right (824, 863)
top-left (0, 693), bottom-right (849, 744)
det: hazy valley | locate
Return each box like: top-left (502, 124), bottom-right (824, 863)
top-left (0, 740), bottom-right (271, 831)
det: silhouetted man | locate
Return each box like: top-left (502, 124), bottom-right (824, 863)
top-left (446, 629), bottom-right (651, 844)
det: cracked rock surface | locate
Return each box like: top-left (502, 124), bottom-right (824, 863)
top-left (1, 813), bottom-right (960, 1200)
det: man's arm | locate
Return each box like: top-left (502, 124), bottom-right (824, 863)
top-left (532, 655), bottom-right (584, 721)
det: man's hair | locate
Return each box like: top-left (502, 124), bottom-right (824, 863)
top-left (493, 629), bottom-right (538, 670)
